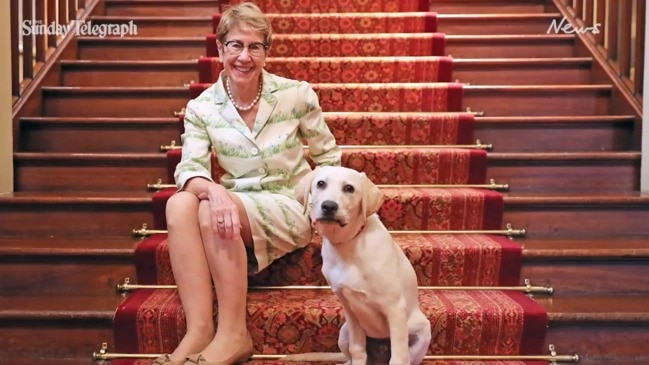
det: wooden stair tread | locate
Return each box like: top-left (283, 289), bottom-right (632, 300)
top-left (0, 236), bottom-right (136, 256)
top-left (453, 57), bottom-right (592, 65)
top-left (439, 13), bottom-right (562, 20)
top-left (0, 191), bottom-right (151, 202)
top-left (522, 238), bottom-right (649, 258)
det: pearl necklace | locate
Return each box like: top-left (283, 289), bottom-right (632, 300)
top-left (226, 76), bottom-right (263, 111)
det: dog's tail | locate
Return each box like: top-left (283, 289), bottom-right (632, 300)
top-left (279, 352), bottom-right (347, 362)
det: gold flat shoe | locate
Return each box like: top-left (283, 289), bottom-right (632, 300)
top-left (184, 336), bottom-right (253, 364)
top-left (153, 354), bottom-right (185, 365)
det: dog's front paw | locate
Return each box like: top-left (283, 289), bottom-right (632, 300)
top-left (389, 354), bottom-right (410, 365)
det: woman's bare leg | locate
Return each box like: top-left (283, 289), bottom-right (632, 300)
top-left (193, 193), bottom-right (254, 362)
top-left (166, 192), bottom-right (215, 360)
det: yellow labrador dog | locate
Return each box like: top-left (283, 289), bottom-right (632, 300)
top-left (296, 166), bottom-right (431, 365)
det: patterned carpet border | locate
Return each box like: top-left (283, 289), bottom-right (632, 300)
top-left (219, 0), bottom-right (431, 13)
top-left (113, 360), bottom-right (549, 365)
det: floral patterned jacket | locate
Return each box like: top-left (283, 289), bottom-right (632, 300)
top-left (174, 70), bottom-right (342, 197)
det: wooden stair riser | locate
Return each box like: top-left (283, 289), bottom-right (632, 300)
top-left (522, 259), bottom-right (649, 295)
top-left (89, 15), bottom-right (565, 37)
top-left (61, 63), bottom-right (198, 87)
top-left (0, 318), bottom-right (114, 360)
top-left (0, 202), bottom-right (152, 237)
top-left (76, 37), bottom-right (574, 60)
top-left (454, 61), bottom-right (592, 85)
top-left (20, 120), bottom-right (179, 153)
top-left (0, 258), bottom-right (134, 296)
top-left (77, 39), bottom-right (205, 61)
top-left (439, 15), bottom-right (563, 34)
top-left (464, 87), bottom-right (611, 116)
top-left (14, 157), bottom-right (168, 192)
top-left (104, 1), bottom-right (219, 17)
top-left (42, 89), bottom-right (187, 118)
top-left (503, 203), bottom-right (649, 238)
top-left (474, 119), bottom-right (635, 152)
top-left (19, 117), bottom-right (635, 154)
top-left (445, 36), bottom-right (574, 58)
top-left (13, 153), bottom-right (636, 192)
top-left (41, 87), bottom-right (610, 117)
top-left (546, 322), bottom-right (649, 361)
top-left (487, 157), bottom-right (639, 192)
top-left (3, 199), bottom-right (645, 238)
top-left (428, 1), bottom-right (552, 14)
top-left (60, 60), bottom-right (592, 87)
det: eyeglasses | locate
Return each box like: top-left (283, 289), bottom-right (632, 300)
top-left (223, 40), bottom-right (268, 57)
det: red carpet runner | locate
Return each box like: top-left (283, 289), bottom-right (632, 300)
top-left (111, 0), bottom-right (549, 363)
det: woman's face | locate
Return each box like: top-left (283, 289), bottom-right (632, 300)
top-left (218, 26), bottom-right (267, 88)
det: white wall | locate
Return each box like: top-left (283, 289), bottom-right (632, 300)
top-left (0, 0), bottom-right (14, 194)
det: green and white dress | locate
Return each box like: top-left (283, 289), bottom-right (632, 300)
top-left (174, 70), bottom-right (341, 273)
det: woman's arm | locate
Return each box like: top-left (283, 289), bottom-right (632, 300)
top-left (298, 83), bottom-right (342, 167)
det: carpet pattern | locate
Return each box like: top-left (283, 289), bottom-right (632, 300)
top-left (213, 12), bottom-right (438, 34)
top-left (219, 0), bottom-right (430, 13)
top-left (198, 56), bottom-right (454, 84)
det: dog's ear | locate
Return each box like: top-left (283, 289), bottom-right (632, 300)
top-left (360, 172), bottom-right (384, 220)
top-left (295, 169), bottom-right (318, 213)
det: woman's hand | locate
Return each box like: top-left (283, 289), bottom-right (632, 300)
top-left (206, 184), bottom-right (241, 240)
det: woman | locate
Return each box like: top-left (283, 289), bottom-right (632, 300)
top-left (160, 2), bottom-right (341, 365)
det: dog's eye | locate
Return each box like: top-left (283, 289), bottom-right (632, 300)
top-left (343, 184), bottom-right (355, 193)
top-left (317, 180), bottom-right (326, 189)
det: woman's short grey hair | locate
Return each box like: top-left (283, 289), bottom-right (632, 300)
top-left (216, 2), bottom-right (273, 46)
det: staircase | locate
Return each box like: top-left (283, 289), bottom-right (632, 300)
top-left (3, 0), bottom-right (649, 364)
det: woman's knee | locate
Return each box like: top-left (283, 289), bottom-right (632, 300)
top-left (166, 191), bottom-right (199, 229)
top-left (197, 199), bottom-right (213, 233)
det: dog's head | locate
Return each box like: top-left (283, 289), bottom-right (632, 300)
top-left (295, 166), bottom-right (384, 241)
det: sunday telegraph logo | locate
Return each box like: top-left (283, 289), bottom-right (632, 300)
top-left (22, 20), bottom-right (138, 38)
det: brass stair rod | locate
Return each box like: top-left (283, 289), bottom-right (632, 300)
top-left (116, 278), bottom-right (552, 295)
top-left (133, 223), bottom-right (525, 238)
top-left (160, 141), bottom-right (494, 152)
top-left (147, 178), bottom-right (510, 192)
top-left (93, 343), bottom-right (577, 362)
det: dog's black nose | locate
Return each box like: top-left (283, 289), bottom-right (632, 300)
top-left (321, 200), bottom-right (339, 215)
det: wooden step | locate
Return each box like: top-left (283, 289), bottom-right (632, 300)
top-left (0, 294), bottom-right (120, 359)
top-left (3, 190), bottom-right (647, 239)
top-left (463, 85), bottom-right (611, 116)
top-left (428, 0), bottom-right (553, 14)
top-left (453, 58), bottom-right (592, 85)
top-left (77, 37), bottom-right (205, 61)
top-left (41, 86), bottom-right (188, 118)
top-left (438, 13), bottom-right (563, 34)
top-left (522, 238), bottom-right (649, 295)
top-left (445, 34), bottom-right (575, 58)
top-left (41, 84), bottom-right (611, 117)
top-left (487, 152), bottom-right (640, 192)
top-left (2, 293), bottom-right (645, 362)
top-left (88, 13), bottom-right (564, 37)
top-left (104, 0), bottom-right (219, 17)
top-left (0, 192), bottom-right (153, 237)
top-left (474, 116), bottom-right (636, 152)
top-left (0, 236), bottom-right (136, 296)
top-left (60, 60), bottom-right (199, 87)
top-left (13, 150), bottom-right (637, 193)
top-left (75, 34), bottom-right (575, 60)
top-left (60, 57), bottom-right (592, 87)
top-left (13, 153), bottom-right (167, 192)
top-left (503, 192), bottom-right (649, 238)
top-left (19, 117), bottom-right (179, 153)
top-left (540, 295), bottom-right (649, 362)
top-left (19, 115), bottom-right (636, 154)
